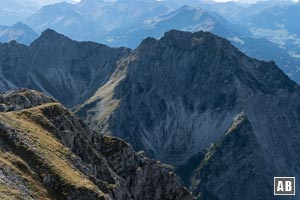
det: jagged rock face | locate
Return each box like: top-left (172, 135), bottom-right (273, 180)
top-left (191, 113), bottom-right (273, 200)
top-left (78, 31), bottom-right (242, 164)
top-left (77, 30), bottom-right (300, 199)
top-left (0, 89), bottom-right (193, 200)
top-left (0, 29), bottom-right (131, 107)
top-left (79, 30), bottom-right (297, 163)
top-left (99, 136), bottom-right (193, 200)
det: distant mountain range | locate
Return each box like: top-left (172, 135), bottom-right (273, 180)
top-left (103, 5), bottom-right (249, 48)
top-left (3, 0), bottom-right (295, 82)
top-left (243, 4), bottom-right (300, 61)
top-left (24, 0), bottom-right (171, 42)
top-left (0, 0), bottom-right (38, 25)
top-left (0, 22), bottom-right (38, 45)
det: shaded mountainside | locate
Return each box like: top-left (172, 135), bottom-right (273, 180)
top-left (0, 89), bottom-right (194, 200)
top-left (76, 30), bottom-right (300, 199)
top-left (191, 113), bottom-right (272, 200)
top-left (0, 29), bottom-right (130, 107)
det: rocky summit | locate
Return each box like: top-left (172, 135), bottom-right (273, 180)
top-left (76, 30), bottom-right (300, 199)
top-left (0, 89), bottom-right (193, 200)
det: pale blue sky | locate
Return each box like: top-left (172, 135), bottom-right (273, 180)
top-left (36, 0), bottom-right (80, 5)
top-left (4, 0), bottom-right (299, 9)
top-left (35, 0), bottom-right (300, 5)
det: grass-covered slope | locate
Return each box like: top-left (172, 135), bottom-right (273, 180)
top-left (0, 103), bottom-right (110, 200)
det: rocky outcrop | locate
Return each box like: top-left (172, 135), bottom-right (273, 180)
top-left (0, 29), bottom-right (131, 107)
top-left (0, 89), bottom-right (194, 200)
top-left (0, 88), bottom-right (55, 112)
top-left (191, 113), bottom-right (272, 200)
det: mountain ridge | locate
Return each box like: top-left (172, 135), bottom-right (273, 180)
top-left (0, 88), bottom-right (194, 200)
top-left (0, 29), bottom-right (131, 107)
